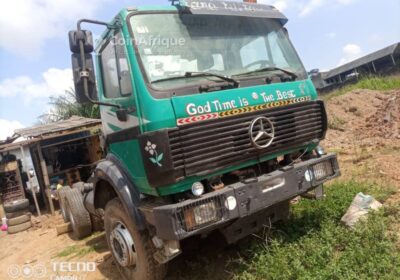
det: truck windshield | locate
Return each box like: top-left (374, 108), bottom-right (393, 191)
top-left (130, 13), bottom-right (307, 90)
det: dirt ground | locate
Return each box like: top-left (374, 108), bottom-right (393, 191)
top-left (322, 89), bottom-right (400, 187)
top-left (0, 89), bottom-right (399, 280)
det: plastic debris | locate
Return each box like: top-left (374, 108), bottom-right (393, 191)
top-left (1, 217), bottom-right (7, 231)
top-left (341, 192), bottom-right (382, 228)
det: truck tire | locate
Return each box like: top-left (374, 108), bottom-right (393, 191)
top-left (5, 209), bottom-right (29, 219)
top-left (91, 209), bottom-right (104, 232)
top-left (72, 182), bottom-right (85, 193)
top-left (7, 221), bottom-right (32, 234)
top-left (65, 188), bottom-right (92, 239)
top-left (104, 198), bottom-right (167, 280)
top-left (4, 199), bottom-right (29, 213)
top-left (8, 213), bottom-right (31, 226)
top-left (58, 186), bottom-right (71, 222)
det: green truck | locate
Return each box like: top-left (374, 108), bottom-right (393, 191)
top-left (65, 1), bottom-right (340, 279)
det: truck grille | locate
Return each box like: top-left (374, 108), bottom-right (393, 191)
top-left (168, 100), bottom-right (327, 179)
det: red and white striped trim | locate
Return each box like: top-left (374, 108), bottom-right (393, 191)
top-left (177, 113), bottom-right (219, 126)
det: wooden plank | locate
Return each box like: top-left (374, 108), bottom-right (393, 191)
top-left (20, 146), bottom-right (41, 216)
top-left (37, 143), bottom-right (55, 215)
top-left (87, 135), bottom-right (102, 163)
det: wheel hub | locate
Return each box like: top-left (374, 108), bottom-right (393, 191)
top-left (110, 222), bottom-right (136, 267)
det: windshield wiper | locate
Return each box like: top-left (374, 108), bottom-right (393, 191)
top-left (152, 71), bottom-right (239, 87)
top-left (184, 72), bottom-right (239, 87)
top-left (233, 67), bottom-right (298, 80)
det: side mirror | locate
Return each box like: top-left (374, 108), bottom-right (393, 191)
top-left (71, 53), bottom-right (97, 103)
top-left (116, 107), bottom-right (136, 122)
top-left (68, 30), bottom-right (94, 53)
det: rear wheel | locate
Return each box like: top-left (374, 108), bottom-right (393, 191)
top-left (91, 209), bottom-right (104, 232)
top-left (58, 186), bottom-right (71, 222)
top-left (104, 198), bottom-right (167, 280)
top-left (72, 182), bottom-right (85, 193)
top-left (65, 188), bottom-right (92, 239)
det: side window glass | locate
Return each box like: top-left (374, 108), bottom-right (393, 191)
top-left (115, 33), bottom-right (132, 96)
top-left (101, 40), bottom-right (119, 98)
top-left (100, 32), bottom-right (132, 98)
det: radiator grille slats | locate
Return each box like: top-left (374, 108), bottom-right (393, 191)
top-left (169, 101), bottom-right (326, 178)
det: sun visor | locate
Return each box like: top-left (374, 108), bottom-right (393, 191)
top-left (176, 0), bottom-right (288, 25)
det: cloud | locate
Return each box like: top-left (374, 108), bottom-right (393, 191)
top-left (0, 68), bottom-right (73, 103)
top-left (271, 1), bottom-right (289, 11)
top-left (0, 0), bottom-right (111, 58)
top-left (338, 43), bottom-right (362, 66)
top-left (325, 32), bottom-right (337, 39)
top-left (0, 119), bottom-right (24, 140)
top-left (299, 0), bottom-right (325, 17)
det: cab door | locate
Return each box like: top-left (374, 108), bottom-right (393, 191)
top-left (97, 29), bottom-right (138, 137)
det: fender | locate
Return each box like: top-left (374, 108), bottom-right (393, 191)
top-left (88, 154), bottom-right (146, 230)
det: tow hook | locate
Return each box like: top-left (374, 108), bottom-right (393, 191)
top-left (152, 237), bottom-right (181, 264)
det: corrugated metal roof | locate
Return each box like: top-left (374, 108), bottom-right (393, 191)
top-left (325, 42), bottom-right (400, 79)
top-left (14, 116), bottom-right (101, 138)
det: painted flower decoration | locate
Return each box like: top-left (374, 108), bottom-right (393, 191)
top-left (145, 141), bottom-right (163, 167)
top-left (145, 141), bottom-right (157, 155)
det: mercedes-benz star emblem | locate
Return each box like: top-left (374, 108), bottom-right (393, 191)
top-left (249, 117), bottom-right (275, 149)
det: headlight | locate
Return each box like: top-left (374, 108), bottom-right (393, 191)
top-left (183, 201), bottom-right (218, 231)
top-left (315, 145), bottom-right (326, 156)
top-left (304, 170), bottom-right (313, 182)
top-left (312, 160), bottom-right (335, 181)
top-left (224, 196), bottom-right (237, 211)
top-left (191, 182), bottom-right (205, 197)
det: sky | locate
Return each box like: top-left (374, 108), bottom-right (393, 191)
top-left (0, 0), bottom-right (399, 140)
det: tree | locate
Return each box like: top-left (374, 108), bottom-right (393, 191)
top-left (39, 89), bottom-right (100, 123)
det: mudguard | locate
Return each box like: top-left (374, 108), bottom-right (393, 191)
top-left (87, 154), bottom-right (146, 230)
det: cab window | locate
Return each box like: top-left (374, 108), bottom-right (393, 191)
top-left (100, 32), bottom-right (132, 98)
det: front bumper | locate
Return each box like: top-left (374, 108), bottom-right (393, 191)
top-left (148, 153), bottom-right (340, 241)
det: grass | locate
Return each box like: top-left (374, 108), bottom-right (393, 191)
top-left (323, 75), bottom-right (400, 101)
top-left (328, 116), bottom-right (346, 131)
top-left (56, 244), bottom-right (99, 259)
top-left (55, 232), bottom-right (107, 259)
top-left (231, 181), bottom-right (400, 280)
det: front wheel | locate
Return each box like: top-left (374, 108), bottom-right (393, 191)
top-left (104, 198), bottom-right (167, 280)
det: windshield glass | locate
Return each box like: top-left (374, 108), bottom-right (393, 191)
top-left (130, 13), bottom-right (307, 90)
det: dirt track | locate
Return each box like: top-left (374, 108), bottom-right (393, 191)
top-left (0, 89), bottom-right (399, 280)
